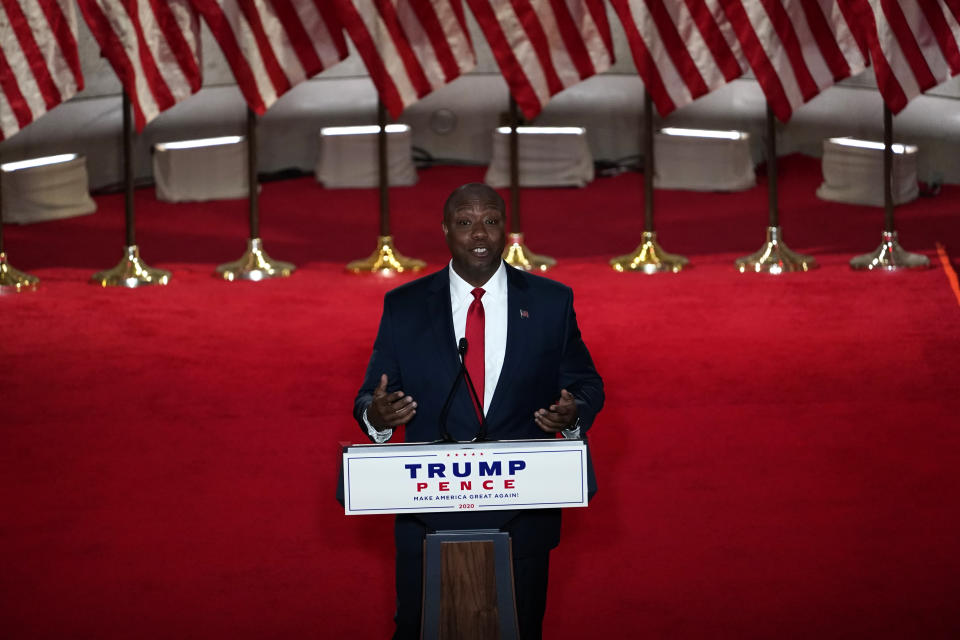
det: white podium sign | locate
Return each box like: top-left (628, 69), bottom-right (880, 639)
top-left (343, 439), bottom-right (588, 516)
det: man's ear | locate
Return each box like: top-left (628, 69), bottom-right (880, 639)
top-left (441, 223), bottom-right (448, 234)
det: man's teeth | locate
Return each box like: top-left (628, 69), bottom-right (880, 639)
top-left (473, 248), bottom-right (487, 254)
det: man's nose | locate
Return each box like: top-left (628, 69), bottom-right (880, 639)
top-left (470, 223), bottom-right (488, 238)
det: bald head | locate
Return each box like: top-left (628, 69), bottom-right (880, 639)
top-left (443, 183), bottom-right (505, 224)
top-left (441, 182), bottom-right (507, 287)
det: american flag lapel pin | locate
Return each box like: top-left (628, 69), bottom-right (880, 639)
top-left (520, 309), bottom-right (529, 319)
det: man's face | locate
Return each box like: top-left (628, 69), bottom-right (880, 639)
top-left (443, 191), bottom-right (506, 287)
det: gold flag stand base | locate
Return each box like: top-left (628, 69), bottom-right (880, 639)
top-left (610, 231), bottom-right (688, 274)
top-left (503, 232), bottom-right (555, 271)
top-left (0, 252), bottom-right (39, 292)
top-left (735, 226), bottom-right (818, 274)
top-left (346, 235), bottom-right (425, 274)
top-left (92, 245), bottom-right (171, 287)
top-left (216, 237), bottom-right (294, 281)
top-left (850, 230), bottom-right (930, 270)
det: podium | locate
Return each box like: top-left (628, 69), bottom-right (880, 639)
top-left (341, 438), bottom-right (590, 640)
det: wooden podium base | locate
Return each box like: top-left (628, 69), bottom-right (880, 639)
top-left (422, 530), bottom-right (518, 640)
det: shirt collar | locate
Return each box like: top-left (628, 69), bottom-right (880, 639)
top-left (448, 260), bottom-right (507, 303)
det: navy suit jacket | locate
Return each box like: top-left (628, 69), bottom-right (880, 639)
top-left (354, 263), bottom-right (604, 552)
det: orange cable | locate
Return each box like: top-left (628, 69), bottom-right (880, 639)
top-left (935, 242), bottom-right (960, 307)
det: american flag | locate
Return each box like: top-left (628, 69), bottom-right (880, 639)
top-left (465, 0), bottom-right (614, 120)
top-left (720, 0), bottom-right (868, 122)
top-left (334, 0), bottom-right (476, 119)
top-left (0, 0), bottom-right (84, 141)
top-left (610, 0), bottom-right (747, 117)
top-left (77, 0), bottom-right (202, 132)
top-left (191, 0), bottom-right (348, 115)
top-left (851, 0), bottom-right (960, 113)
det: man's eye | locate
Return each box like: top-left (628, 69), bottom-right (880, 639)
top-left (485, 218), bottom-right (499, 225)
top-left (457, 219), bottom-right (470, 226)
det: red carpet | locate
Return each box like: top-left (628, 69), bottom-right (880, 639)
top-left (2, 156), bottom-right (959, 638)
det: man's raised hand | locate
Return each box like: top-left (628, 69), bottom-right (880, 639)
top-left (534, 389), bottom-right (578, 434)
top-left (367, 374), bottom-right (417, 429)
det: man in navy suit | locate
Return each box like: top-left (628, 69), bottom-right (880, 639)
top-left (354, 183), bottom-right (604, 639)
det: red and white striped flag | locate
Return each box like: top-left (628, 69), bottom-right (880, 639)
top-left (465, 0), bottom-right (614, 120)
top-left (77, 0), bottom-right (202, 132)
top-left (334, 1), bottom-right (476, 119)
top-left (0, 0), bottom-right (84, 141)
top-left (610, 0), bottom-right (747, 117)
top-left (720, 0), bottom-right (868, 122)
top-left (191, 0), bottom-right (348, 115)
top-left (851, 0), bottom-right (960, 114)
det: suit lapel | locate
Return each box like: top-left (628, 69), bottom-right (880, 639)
top-left (487, 266), bottom-right (529, 424)
top-left (426, 268), bottom-right (459, 381)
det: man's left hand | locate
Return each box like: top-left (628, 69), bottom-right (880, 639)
top-left (534, 389), bottom-right (578, 434)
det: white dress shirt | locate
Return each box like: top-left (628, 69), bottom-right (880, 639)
top-left (449, 260), bottom-right (507, 414)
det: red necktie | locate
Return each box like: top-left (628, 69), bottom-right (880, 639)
top-left (465, 287), bottom-right (485, 420)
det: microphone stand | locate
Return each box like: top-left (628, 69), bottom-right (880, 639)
top-left (460, 340), bottom-right (489, 442)
top-left (436, 339), bottom-right (469, 443)
top-left (436, 338), bottom-right (489, 443)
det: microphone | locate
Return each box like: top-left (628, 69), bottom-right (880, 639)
top-left (459, 339), bottom-right (489, 442)
top-left (437, 338), bottom-right (469, 442)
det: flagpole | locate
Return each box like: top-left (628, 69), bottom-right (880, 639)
top-left (378, 99), bottom-right (390, 237)
top-left (850, 104), bottom-right (929, 270)
top-left (248, 106), bottom-right (259, 241)
top-left (92, 90), bottom-right (171, 287)
top-left (347, 99), bottom-right (425, 274)
top-left (610, 89), bottom-right (688, 273)
top-left (502, 97), bottom-right (555, 271)
top-left (0, 153), bottom-right (41, 292)
top-left (215, 107), bottom-right (295, 281)
top-left (734, 102), bottom-right (817, 274)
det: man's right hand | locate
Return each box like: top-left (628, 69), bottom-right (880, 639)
top-left (367, 374), bottom-right (417, 429)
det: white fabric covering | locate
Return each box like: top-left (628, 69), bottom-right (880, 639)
top-left (1, 155), bottom-right (96, 224)
top-left (484, 128), bottom-right (594, 188)
top-left (153, 140), bottom-right (249, 202)
top-left (816, 138), bottom-right (918, 206)
top-left (315, 128), bottom-right (417, 188)
top-left (653, 132), bottom-right (755, 191)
